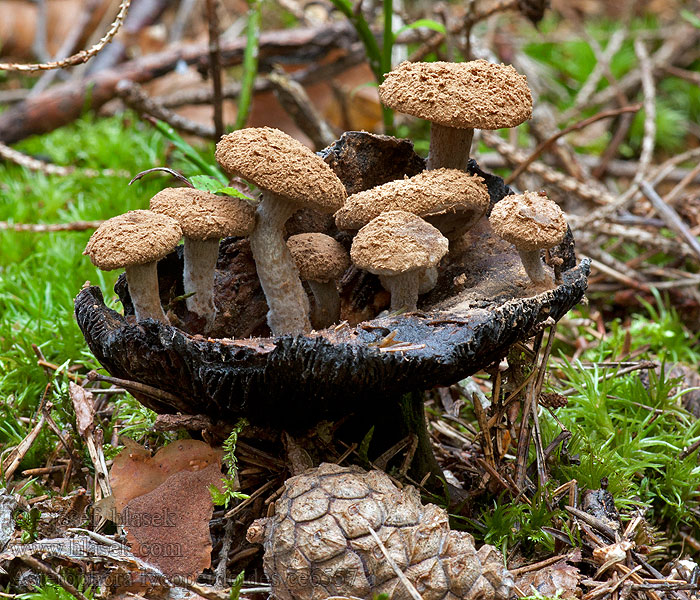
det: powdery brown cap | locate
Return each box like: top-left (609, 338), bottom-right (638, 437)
top-left (351, 211), bottom-right (449, 276)
top-left (287, 233), bottom-right (350, 282)
top-left (489, 192), bottom-right (567, 251)
top-left (149, 187), bottom-right (255, 240)
top-left (215, 127), bottom-right (346, 213)
top-left (335, 169), bottom-right (490, 230)
top-left (379, 60), bottom-right (532, 130)
top-left (84, 210), bottom-right (182, 271)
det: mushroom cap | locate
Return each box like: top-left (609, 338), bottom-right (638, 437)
top-left (149, 187), bottom-right (255, 241)
top-left (379, 60), bottom-right (532, 130)
top-left (489, 192), bottom-right (567, 252)
top-left (84, 210), bottom-right (182, 271)
top-left (215, 127), bottom-right (347, 213)
top-left (350, 211), bottom-right (449, 276)
top-left (335, 168), bottom-right (490, 230)
top-left (286, 233), bottom-right (350, 282)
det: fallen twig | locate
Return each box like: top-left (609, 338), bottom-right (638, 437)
top-left (116, 79), bottom-right (216, 139)
top-left (505, 104), bottom-right (641, 185)
top-left (0, 221), bottom-right (104, 233)
top-left (0, 21), bottom-right (357, 144)
top-left (0, 0), bottom-right (131, 72)
top-left (204, 0), bottom-right (225, 140)
top-left (640, 181), bottom-right (700, 262)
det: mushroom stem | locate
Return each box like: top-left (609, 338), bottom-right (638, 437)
top-left (517, 248), bottom-right (548, 284)
top-left (380, 271), bottom-right (420, 312)
top-left (249, 192), bottom-right (311, 335)
top-left (418, 266), bottom-right (438, 295)
top-left (426, 124), bottom-right (474, 171)
top-left (307, 280), bottom-right (341, 329)
top-left (125, 261), bottom-right (169, 324)
top-left (183, 238), bottom-right (219, 327)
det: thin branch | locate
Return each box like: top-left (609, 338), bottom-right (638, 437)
top-left (481, 131), bottom-right (615, 206)
top-left (633, 39), bottom-right (656, 185)
top-left (0, 140), bottom-right (128, 178)
top-left (0, 221), bottom-right (104, 233)
top-left (563, 27), bottom-right (627, 120)
top-left (205, 0), bottom-right (225, 140)
top-left (640, 181), bottom-right (700, 262)
top-left (0, 0), bottom-right (132, 72)
top-left (505, 104), bottom-right (641, 185)
top-left (116, 79), bottom-right (217, 139)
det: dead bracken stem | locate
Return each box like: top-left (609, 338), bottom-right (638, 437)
top-left (0, 0), bottom-right (131, 72)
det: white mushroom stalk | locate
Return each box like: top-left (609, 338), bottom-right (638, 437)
top-left (427, 124), bottom-right (474, 171)
top-left (250, 193), bottom-right (311, 335)
top-left (125, 262), bottom-right (169, 323)
top-left (307, 280), bottom-right (341, 329)
top-left (182, 239), bottom-right (220, 322)
top-left (379, 271), bottom-right (422, 312)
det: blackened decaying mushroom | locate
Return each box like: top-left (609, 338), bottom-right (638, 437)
top-left (351, 211), bottom-right (449, 312)
top-left (76, 132), bottom-right (589, 486)
top-left (149, 187), bottom-right (255, 329)
top-left (83, 210), bottom-right (182, 324)
top-left (489, 191), bottom-right (567, 285)
top-left (286, 233), bottom-right (350, 329)
top-left (335, 168), bottom-right (491, 241)
top-left (379, 60), bottom-right (532, 171)
top-left (215, 127), bottom-right (347, 336)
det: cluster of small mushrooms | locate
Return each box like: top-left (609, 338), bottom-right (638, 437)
top-left (84, 59), bottom-right (568, 338)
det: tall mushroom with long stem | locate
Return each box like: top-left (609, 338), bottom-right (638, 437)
top-left (351, 211), bottom-right (449, 312)
top-left (215, 127), bottom-right (347, 336)
top-left (83, 210), bottom-right (182, 324)
top-left (149, 187), bottom-right (255, 329)
top-left (379, 60), bottom-right (532, 171)
top-left (489, 191), bottom-right (567, 286)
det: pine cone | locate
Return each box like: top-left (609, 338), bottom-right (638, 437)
top-left (247, 463), bottom-right (513, 600)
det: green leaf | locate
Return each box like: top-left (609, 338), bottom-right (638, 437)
top-left (209, 484), bottom-right (228, 506)
top-left (681, 9), bottom-right (700, 28)
top-left (190, 175), bottom-right (222, 193)
top-left (217, 187), bottom-right (254, 201)
top-left (394, 18), bottom-right (446, 40)
top-left (230, 571), bottom-right (245, 600)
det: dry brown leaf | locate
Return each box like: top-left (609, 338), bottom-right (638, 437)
top-left (32, 489), bottom-right (90, 538)
top-left (69, 382), bottom-right (95, 437)
top-left (516, 561), bottom-right (582, 599)
top-left (123, 462), bottom-right (223, 580)
top-left (110, 439), bottom-right (222, 512)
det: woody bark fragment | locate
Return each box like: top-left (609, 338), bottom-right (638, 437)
top-left (0, 22), bottom-right (357, 144)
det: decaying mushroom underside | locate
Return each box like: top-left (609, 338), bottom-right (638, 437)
top-left (75, 132), bottom-right (588, 430)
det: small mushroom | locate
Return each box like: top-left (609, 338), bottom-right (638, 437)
top-left (84, 210), bottom-right (182, 324)
top-left (351, 211), bottom-right (449, 312)
top-left (286, 233), bottom-right (350, 329)
top-left (489, 191), bottom-right (567, 285)
top-left (215, 127), bottom-right (347, 336)
top-left (149, 187), bottom-right (255, 329)
top-left (334, 168), bottom-right (490, 241)
top-left (379, 60), bottom-right (532, 171)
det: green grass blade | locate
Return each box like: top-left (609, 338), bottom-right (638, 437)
top-left (234, 0), bottom-right (262, 131)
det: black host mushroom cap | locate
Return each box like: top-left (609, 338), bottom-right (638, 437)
top-left (75, 132), bottom-right (589, 430)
